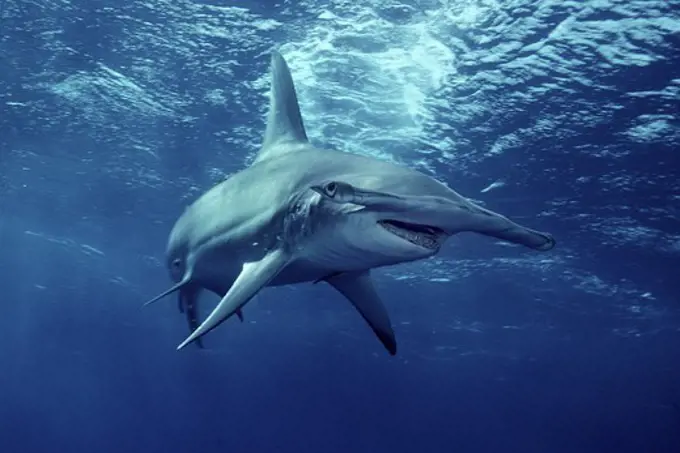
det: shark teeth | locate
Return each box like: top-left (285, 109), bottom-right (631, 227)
top-left (378, 220), bottom-right (444, 250)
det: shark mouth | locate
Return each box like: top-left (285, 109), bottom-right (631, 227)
top-left (378, 220), bottom-right (445, 250)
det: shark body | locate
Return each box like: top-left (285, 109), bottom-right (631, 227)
top-left (145, 50), bottom-right (556, 354)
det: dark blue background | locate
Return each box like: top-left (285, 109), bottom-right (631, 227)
top-left (1, 1), bottom-right (679, 452)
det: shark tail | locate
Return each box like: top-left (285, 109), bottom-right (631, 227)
top-left (144, 277), bottom-right (192, 307)
top-left (179, 288), bottom-right (204, 349)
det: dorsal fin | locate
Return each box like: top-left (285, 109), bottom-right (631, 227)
top-left (254, 50), bottom-right (309, 164)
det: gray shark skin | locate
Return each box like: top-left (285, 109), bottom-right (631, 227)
top-left (145, 50), bottom-right (556, 355)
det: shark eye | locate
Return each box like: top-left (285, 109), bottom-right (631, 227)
top-left (325, 182), bottom-right (337, 197)
top-left (171, 258), bottom-right (182, 270)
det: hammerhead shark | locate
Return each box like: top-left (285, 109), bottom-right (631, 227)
top-left (144, 50), bottom-right (556, 354)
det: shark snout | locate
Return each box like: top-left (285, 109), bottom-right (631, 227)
top-left (503, 226), bottom-right (555, 251)
top-left (466, 206), bottom-right (556, 251)
top-left (308, 180), bottom-right (556, 252)
top-left (533, 231), bottom-right (556, 251)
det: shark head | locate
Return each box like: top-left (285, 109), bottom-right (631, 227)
top-left (307, 180), bottom-right (447, 261)
top-left (309, 179), bottom-right (555, 259)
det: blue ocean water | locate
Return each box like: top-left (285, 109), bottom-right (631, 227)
top-left (1, 1), bottom-right (679, 452)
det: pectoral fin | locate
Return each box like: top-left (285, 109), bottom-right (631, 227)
top-left (326, 271), bottom-right (397, 356)
top-left (176, 249), bottom-right (290, 350)
top-left (178, 289), bottom-right (245, 348)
